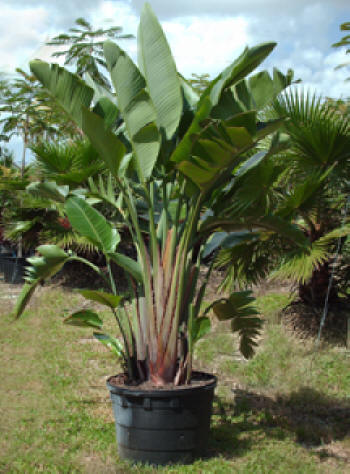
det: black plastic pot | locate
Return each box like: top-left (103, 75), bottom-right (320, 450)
top-left (107, 371), bottom-right (217, 465)
top-left (0, 244), bottom-right (12, 253)
top-left (3, 257), bottom-right (27, 284)
top-left (0, 253), bottom-right (13, 274)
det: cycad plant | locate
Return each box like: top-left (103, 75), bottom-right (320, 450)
top-left (14, 4), bottom-right (307, 386)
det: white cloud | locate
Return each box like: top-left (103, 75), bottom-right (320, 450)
top-left (0, 5), bottom-right (49, 72)
top-left (162, 16), bottom-right (249, 77)
top-left (2, 0), bottom-right (349, 164)
top-left (0, 0), bottom-right (104, 28)
top-left (91, 3), bottom-right (250, 76)
top-left (130, 0), bottom-right (349, 19)
top-left (276, 46), bottom-right (349, 97)
top-left (0, 0), bottom-right (348, 96)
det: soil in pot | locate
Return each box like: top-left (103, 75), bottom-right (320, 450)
top-left (107, 371), bottom-right (217, 465)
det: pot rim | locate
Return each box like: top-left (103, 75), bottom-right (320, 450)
top-left (107, 370), bottom-right (217, 398)
top-left (1, 256), bottom-right (28, 262)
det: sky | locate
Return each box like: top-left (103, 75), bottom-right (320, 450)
top-left (0, 0), bottom-right (349, 161)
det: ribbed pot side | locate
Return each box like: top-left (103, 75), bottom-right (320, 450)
top-left (3, 257), bottom-right (26, 284)
top-left (107, 372), bottom-right (217, 465)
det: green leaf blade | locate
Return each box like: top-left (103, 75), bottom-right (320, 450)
top-left (93, 332), bottom-right (125, 358)
top-left (105, 41), bottom-right (161, 181)
top-left (139, 3), bottom-right (183, 139)
top-left (79, 290), bottom-right (122, 309)
top-left (81, 107), bottom-right (126, 177)
top-left (107, 252), bottom-right (143, 283)
top-left (213, 291), bottom-right (262, 359)
top-left (64, 310), bottom-right (103, 329)
top-left (30, 60), bottom-right (93, 129)
top-left (65, 196), bottom-right (120, 253)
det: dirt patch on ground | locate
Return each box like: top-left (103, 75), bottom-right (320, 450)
top-left (281, 300), bottom-right (349, 344)
top-left (225, 385), bottom-right (350, 456)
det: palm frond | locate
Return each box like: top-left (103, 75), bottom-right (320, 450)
top-left (39, 228), bottom-right (100, 253)
top-left (272, 89), bottom-right (350, 174)
top-left (31, 139), bottom-right (103, 186)
top-left (212, 290), bottom-right (263, 359)
top-left (216, 233), bottom-right (282, 290)
top-left (271, 224), bottom-right (350, 283)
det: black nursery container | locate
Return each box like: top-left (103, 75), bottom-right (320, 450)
top-left (107, 371), bottom-right (217, 465)
top-left (0, 253), bottom-right (13, 274)
top-left (3, 257), bottom-right (27, 284)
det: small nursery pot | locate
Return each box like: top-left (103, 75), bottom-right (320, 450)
top-left (107, 371), bottom-right (217, 465)
top-left (3, 257), bottom-right (27, 284)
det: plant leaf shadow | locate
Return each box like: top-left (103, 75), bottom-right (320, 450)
top-left (208, 387), bottom-right (350, 460)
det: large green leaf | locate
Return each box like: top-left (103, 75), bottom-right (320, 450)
top-left (92, 97), bottom-right (119, 129)
top-left (179, 74), bottom-right (200, 109)
top-left (81, 107), bottom-right (126, 177)
top-left (207, 42), bottom-right (276, 108)
top-left (107, 252), bottom-right (143, 283)
top-left (199, 214), bottom-right (308, 249)
top-left (65, 196), bottom-right (120, 252)
top-left (79, 290), bottom-right (122, 309)
top-left (26, 181), bottom-right (69, 203)
top-left (191, 316), bottom-right (211, 344)
top-left (30, 60), bottom-right (93, 129)
top-left (257, 215), bottom-right (308, 248)
top-left (25, 245), bottom-right (70, 282)
top-left (104, 41), bottom-right (160, 181)
top-left (14, 245), bottom-right (71, 318)
top-left (93, 332), bottom-right (125, 358)
top-left (213, 291), bottom-right (262, 359)
top-left (170, 96), bottom-right (212, 164)
top-left (177, 119), bottom-right (257, 191)
top-left (211, 67), bottom-right (294, 120)
top-left (64, 310), bottom-right (103, 329)
top-left (84, 72), bottom-right (118, 106)
top-left (138, 3), bottom-right (182, 139)
top-left (13, 284), bottom-right (37, 320)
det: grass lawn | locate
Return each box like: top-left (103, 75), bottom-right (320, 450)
top-left (0, 281), bottom-right (349, 473)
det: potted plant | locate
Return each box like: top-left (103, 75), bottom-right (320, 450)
top-left (14, 4), bottom-right (306, 465)
top-left (0, 230), bottom-right (13, 274)
top-left (0, 161), bottom-right (31, 283)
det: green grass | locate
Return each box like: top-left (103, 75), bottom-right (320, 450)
top-left (0, 285), bottom-right (349, 473)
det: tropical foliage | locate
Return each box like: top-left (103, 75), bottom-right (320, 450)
top-left (13, 4), bottom-right (306, 386)
top-left (47, 17), bottom-right (133, 89)
top-left (216, 91), bottom-right (350, 307)
top-left (332, 21), bottom-right (350, 81)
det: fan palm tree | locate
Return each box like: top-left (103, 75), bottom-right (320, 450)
top-left (216, 90), bottom-right (350, 307)
top-left (31, 139), bottom-right (103, 187)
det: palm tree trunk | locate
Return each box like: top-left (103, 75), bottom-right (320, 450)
top-left (17, 128), bottom-right (27, 258)
top-left (298, 261), bottom-right (337, 307)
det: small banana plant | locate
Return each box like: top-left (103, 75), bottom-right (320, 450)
top-left (14, 3), bottom-right (307, 386)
